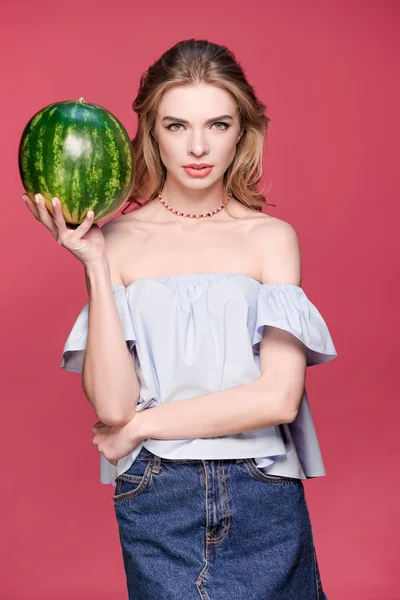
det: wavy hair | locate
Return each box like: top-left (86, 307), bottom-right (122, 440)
top-left (122, 39), bottom-right (275, 217)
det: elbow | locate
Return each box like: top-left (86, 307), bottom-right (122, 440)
top-left (93, 391), bottom-right (140, 427)
top-left (283, 408), bottom-right (299, 424)
top-left (257, 378), bottom-right (302, 425)
top-left (96, 394), bottom-right (140, 426)
top-left (96, 410), bottom-right (137, 428)
top-left (282, 394), bottom-right (302, 423)
top-left (82, 379), bottom-right (140, 427)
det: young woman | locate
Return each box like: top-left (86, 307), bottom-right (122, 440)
top-left (25, 39), bottom-right (337, 600)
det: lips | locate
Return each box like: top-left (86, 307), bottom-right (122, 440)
top-left (183, 165), bottom-right (213, 178)
top-left (183, 164), bottom-right (212, 169)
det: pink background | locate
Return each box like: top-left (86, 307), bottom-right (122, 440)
top-left (2, 0), bottom-right (399, 598)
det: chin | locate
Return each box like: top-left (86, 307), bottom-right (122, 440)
top-left (180, 174), bottom-right (221, 189)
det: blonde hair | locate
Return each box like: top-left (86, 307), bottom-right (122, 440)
top-left (122, 39), bottom-right (275, 218)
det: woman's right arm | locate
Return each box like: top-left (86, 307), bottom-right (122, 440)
top-left (82, 254), bottom-right (140, 427)
top-left (22, 192), bottom-right (140, 427)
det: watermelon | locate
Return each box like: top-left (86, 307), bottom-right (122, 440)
top-left (18, 97), bottom-right (135, 224)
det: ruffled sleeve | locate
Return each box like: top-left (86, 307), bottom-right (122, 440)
top-left (252, 284), bottom-right (337, 367)
top-left (60, 285), bottom-right (137, 373)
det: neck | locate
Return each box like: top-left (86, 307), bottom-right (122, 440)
top-left (159, 182), bottom-right (228, 215)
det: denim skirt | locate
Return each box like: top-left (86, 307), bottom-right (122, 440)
top-left (113, 446), bottom-right (328, 600)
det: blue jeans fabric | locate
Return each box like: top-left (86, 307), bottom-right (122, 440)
top-left (113, 446), bottom-right (328, 600)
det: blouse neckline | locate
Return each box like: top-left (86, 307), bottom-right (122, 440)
top-left (111, 272), bottom-right (303, 292)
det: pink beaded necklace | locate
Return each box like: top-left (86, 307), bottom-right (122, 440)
top-left (158, 191), bottom-right (232, 219)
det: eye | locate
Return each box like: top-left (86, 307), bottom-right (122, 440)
top-left (212, 122), bottom-right (230, 130)
top-left (166, 122), bottom-right (230, 131)
top-left (167, 123), bottom-right (184, 131)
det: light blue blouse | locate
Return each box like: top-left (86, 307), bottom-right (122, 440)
top-left (60, 272), bottom-right (338, 486)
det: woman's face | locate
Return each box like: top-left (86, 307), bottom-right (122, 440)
top-left (152, 83), bottom-right (243, 192)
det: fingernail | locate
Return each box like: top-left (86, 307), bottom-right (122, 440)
top-left (52, 198), bottom-right (57, 207)
top-left (35, 194), bottom-right (40, 205)
top-left (22, 194), bottom-right (27, 202)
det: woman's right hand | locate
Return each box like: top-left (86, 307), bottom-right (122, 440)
top-left (22, 192), bottom-right (107, 267)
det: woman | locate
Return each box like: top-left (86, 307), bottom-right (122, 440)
top-left (24, 39), bottom-right (337, 600)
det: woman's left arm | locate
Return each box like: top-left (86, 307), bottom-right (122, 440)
top-left (91, 220), bottom-right (307, 462)
top-left (91, 362), bottom-right (303, 465)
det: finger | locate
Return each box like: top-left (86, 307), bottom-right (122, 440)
top-left (91, 422), bottom-right (105, 434)
top-left (52, 196), bottom-right (95, 237)
top-left (22, 193), bottom-right (40, 220)
top-left (51, 196), bottom-right (81, 232)
top-left (70, 208), bottom-right (95, 236)
top-left (51, 197), bottom-right (67, 231)
top-left (34, 194), bottom-right (58, 237)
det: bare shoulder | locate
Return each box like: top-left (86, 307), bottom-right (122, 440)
top-left (252, 214), bottom-right (300, 246)
top-left (259, 215), bottom-right (299, 243)
top-left (254, 216), bottom-right (302, 285)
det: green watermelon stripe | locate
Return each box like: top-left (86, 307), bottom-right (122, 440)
top-left (18, 134), bottom-right (31, 191)
top-left (41, 106), bottom-right (58, 201)
top-left (110, 114), bottom-right (133, 196)
top-left (52, 121), bottom-right (66, 203)
top-left (24, 110), bottom-right (42, 197)
top-left (87, 107), bottom-right (107, 216)
top-left (108, 113), bottom-right (134, 195)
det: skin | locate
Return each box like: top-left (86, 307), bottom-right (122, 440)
top-left (100, 83), bottom-right (275, 288)
top-left (23, 83), bottom-right (289, 465)
top-left (88, 84), bottom-right (280, 464)
top-left (150, 82), bottom-right (244, 215)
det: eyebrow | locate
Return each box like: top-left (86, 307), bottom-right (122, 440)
top-left (162, 114), bottom-right (234, 125)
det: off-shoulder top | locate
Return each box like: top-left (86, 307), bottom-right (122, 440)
top-left (60, 272), bottom-right (338, 487)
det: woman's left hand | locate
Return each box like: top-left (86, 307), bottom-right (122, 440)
top-left (91, 415), bottom-right (144, 465)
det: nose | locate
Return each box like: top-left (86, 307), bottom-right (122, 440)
top-left (187, 130), bottom-right (209, 157)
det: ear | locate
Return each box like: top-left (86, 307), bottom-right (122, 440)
top-left (237, 129), bottom-right (244, 144)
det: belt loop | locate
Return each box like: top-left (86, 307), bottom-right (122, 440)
top-left (152, 454), bottom-right (162, 473)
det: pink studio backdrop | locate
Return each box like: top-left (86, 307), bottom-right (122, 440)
top-left (1, 1), bottom-right (399, 598)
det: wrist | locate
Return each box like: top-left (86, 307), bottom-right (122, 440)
top-left (84, 259), bottom-right (111, 293)
top-left (134, 409), bottom-right (153, 441)
top-left (84, 258), bottom-right (110, 278)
